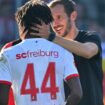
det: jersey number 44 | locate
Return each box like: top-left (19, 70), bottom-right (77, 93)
top-left (20, 62), bottom-right (59, 101)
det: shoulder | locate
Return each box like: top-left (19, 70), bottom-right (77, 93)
top-left (85, 31), bottom-right (100, 37)
top-left (85, 31), bottom-right (101, 43)
top-left (2, 42), bottom-right (14, 50)
top-left (78, 30), bottom-right (101, 42)
top-left (1, 39), bottom-right (22, 50)
top-left (82, 31), bottom-right (100, 39)
top-left (1, 39), bottom-right (22, 58)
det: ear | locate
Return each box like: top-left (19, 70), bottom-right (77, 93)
top-left (70, 11), bottom-right (77, 21)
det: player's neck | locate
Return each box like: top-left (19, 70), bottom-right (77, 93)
top-left (25, 34), bottom-right (41, 39)
top-left (65, 26), bottom-right (79, 40)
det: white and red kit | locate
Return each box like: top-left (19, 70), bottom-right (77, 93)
top-left (0, 38), bottom-right (79, 105)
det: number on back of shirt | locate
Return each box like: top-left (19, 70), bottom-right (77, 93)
top-left (20, 62), bottom-right (59, 101)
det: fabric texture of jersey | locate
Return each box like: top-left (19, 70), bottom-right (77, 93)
top-left (0, 38), bottom-right (79, 105)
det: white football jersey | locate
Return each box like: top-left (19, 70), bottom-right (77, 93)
top-left (0, 38), bottom-right (79, 105)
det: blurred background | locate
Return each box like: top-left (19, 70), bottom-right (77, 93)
top-left (0, 0), bottom-right (105, 104)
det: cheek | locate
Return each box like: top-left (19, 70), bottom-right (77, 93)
top-left (66, 19), bottom-right (71, 29)
top-left (62, 21), bottom-right (68, 30)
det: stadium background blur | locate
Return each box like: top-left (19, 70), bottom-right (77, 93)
top-left (0, 0), bottom-right (105, 104)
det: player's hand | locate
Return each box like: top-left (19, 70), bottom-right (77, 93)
top-left (30, 22), bottom-right (51, 39)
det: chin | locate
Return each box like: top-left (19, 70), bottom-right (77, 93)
top-left (57, 33), bottom-right (63, 37)
top-left (60, 33), bottom-right (66, 37)
top-left (56, 31), bottom-right (64, 36)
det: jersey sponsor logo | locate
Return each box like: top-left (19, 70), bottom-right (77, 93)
top-left (16, 49), bottom-right (59, 59)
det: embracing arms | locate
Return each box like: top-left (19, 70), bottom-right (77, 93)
top-left (30, 23), bottom-right (99, 59)
top-left (53, 36), bottom-right (98, 58)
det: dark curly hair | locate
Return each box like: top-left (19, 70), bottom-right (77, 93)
top-left (15, 0), bottom-right (53, 38)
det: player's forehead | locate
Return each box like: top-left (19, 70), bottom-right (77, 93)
top-left (50, 4), bottom-right (66, 18)
top-left (51, 4), bottom-right (65, 14)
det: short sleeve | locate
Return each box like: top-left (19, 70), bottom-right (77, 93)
top-left (85, 32), bottom-right (102, 53)
top-left (0, 53), bottom-right (12, 85)
top-left (63, 50), bottom-right (79, 81)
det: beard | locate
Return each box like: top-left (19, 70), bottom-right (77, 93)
top-left (62, 19), bottom-right (71, 37)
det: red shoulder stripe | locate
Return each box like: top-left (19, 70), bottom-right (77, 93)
top-left (65, 74), bottom-right (79, 81)
top-left (2, 42), bottom-right (13, 49)
top-left (8, 88), bottom-right (15, 105)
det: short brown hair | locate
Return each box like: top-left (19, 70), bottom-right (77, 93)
top-left (48, 0), bottom-right (77, 16)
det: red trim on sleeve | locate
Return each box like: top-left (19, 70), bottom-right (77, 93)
top-left (0, 80), bottom-right (12, 85)
top-left (2, 42), bottom-right (13, 49)
top-left (65, 74), bottom-right (79, 81)
top-left (8, 88), bottom-right (15, 105)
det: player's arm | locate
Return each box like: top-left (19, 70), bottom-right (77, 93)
top-left (30, 23), bottom-right (98, 59)
top-left (65, 77), bottom-right (82, 105)
top-left (0, 84), bottom-right (11, 105)
top-left (53, 36), bottom-right (98, 59)
top-left (0, 53), bottom-right (12, 105)
top-left (64, 50), bottom-right (83, 105)
top-left (0, 40), bottom-right (16, 105)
